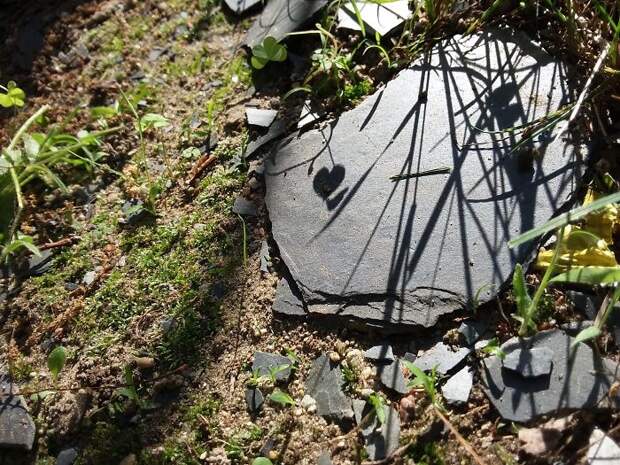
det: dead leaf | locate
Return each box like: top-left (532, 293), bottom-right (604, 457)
top-left (518, 416), bottom-right (573, 456)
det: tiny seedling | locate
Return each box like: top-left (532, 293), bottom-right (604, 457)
top-left (269, 388), bottom-right (295, 407)
top-left (252, 458), bottom-right (273, 465)
top-left (368, 392), bottom-right (386, 424)
top-left (251, 36), bottom-right (287, 70)
top-left (403, 360), bottom-right (442, 410)
top-left (481, 338), bottom-right (506, 360)
top-left (0, 81), bottom-right (25, 108)
top-left (47, 346), bottom-right (67, 382)
top-left (267, 364), bottom-right (290, 383)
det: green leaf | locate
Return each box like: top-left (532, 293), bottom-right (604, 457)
top-left (90, 105), bottom-right (120, 119)
top-left (252, 458), bottom-right (273, 465)
top-left (269, 388), bottom-right (295, 406)
top-left (0, 82), bottom-right (26, 108)
top-left (368, 393), bottom-right (386, 424)
top-left (550, 266), bottom-right (620, 285)
top-left (512, 263), bottom-right (532, 316)
top-left (481, 338), bottom-right (506, 360)
top-left (251, 56), bottom-right (267, 70)
top-left (508, 191), bottom-right (620, 248)
top-left (572, 326), bottom-right (601, 346)
top-left (251, 36), bottom-right (287, 69)
top-left (47, 346), bottom-right (67, 381)
top-left (139, 113), bottom-right (170, 131)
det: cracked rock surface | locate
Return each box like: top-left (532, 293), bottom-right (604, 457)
top-left (265, 29), bottom-right (581, 330)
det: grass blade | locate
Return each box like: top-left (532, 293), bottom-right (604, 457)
top-left (550, 266), bottom-right (620, 285)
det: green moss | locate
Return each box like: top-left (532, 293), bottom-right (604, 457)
top-left (78, 422), bottom-right (142, 465)
top-left (342, 79), bottom-right (373, 105)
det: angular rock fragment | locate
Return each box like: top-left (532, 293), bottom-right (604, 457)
top-left (245, 387), bottom-right (265, 413)
top-left (56, 448), bottom-right (79, 465)
top-left (272, 277), bottom-right (307, 317)
top-left (305, 354), bottom-right (354, 423)
top-left (353, 399), bottom-right (401, 460)
top-left (265, 29), bottom-right (582, 330)
top-left (244, 120), bottom-right (288, 160)
top-left (0, 375), bottom-right (35, 451)
top-left (232, 197), bottom-right (257, 216)
top-left (246, 0), bottom-right (329, 48)
top-left (298, 100), bottom-right (321, 129)
top-left (252, 352), bottom-right (292, 381)
top-left (588, 428), bottom-right (620, 465)
top-left (246, 108), bottom-right (278, 128)
top-left (223, 0), bottom-right (262, 14)
top-left (364, 344), bottom-right (395, 363)
top-left (260, 241), bottom-right (271, 273)
top-left (481, 330), bottom-right (617, 423)
top-left (338, 0), bottom-right (412, 36)
top-left (413, 342), bottom-right (471, 375)
top-left (27, 249), bottom-right (54, 276)
top-left (378, 359), bottom-right (409, 395)
top-left (317, 450), bottom-right (333, 465)
top-left (458, 321), bottom-right (485, 346)
top-left (503, 347), bottom-right (553, 378)
top-left (441, 366), bottom-right (473, 406)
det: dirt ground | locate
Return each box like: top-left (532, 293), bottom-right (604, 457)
top-left (1, 0), bottom-right (620, 464)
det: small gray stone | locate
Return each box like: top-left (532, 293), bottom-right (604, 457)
top-left (260, 241), bottom-right (271, 273)
top-left (246, 0), bottom-right (329, 48)
top-left (587, 428), bottom-right (620, 465)
top-left (246, 108), bottom-right (278, 128)
top-left (252, 352), bottom-right (292, 381)
top-left (305, 354), bottom-right (354, 423)
top-left (352, 399), bottom-right (400, 460)
top-left (503, 347), bottom-right (553, 378)
top-left (458, 321), bottom-right (486, 346)
top-left (413, 342), bottom-right (471, 375)
top-left (272, 277), bottom-right (307, 317)
top-left (337, 0), bottom-right (411, 36)
top-left (560, 320), bottom-right (594, 337)
top-left (481, 329), bottom-right (617, 423)
top-left (56, 448), bottom-right (78, 465)
top-left (223, 0), bottom-right (262, 14)
top-left (364, 344), bottom-right (394, 363)
top-left (245, 387), bottom-right (264, 413)
top-left (232, 197), bottom-right (257, 216)
top-left (565, 290), bottom-right (602, 320)
top-left (28, 249), bottom-right (54, 276)
top-left (403, 352), bottom-right (416, 362)
top-left (0, 375), bottom-right (35, 451)
top-left (82, 271), bottom-right (96, 286)
top-left (441, 366), bottom-right (473, 406)
top-left (318, 450), bottom-right (333, 465)
top-left (378, 359), bottom-right (408, 395)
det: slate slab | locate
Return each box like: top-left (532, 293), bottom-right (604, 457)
top-left (413, 342), bottom-right (471, 375)
top-left (503, 347), bottom-right (553, 378)
top-left (246, 0), bottom-right (329, 48)
top-left (352, 399), bottom-right (401, 460)
top-left (0, 375), bottom-right (35, 451)
top-left (298, 100), bottom-right (322, 129)
top-left (265, 29), bottom-right (582, 330)
top-left (56, 448), bottom-right (79, 465)
top-left (481, 329), bottom-right (617, 423)
top-left (441, 365), bottom-right (473, 406)
top-left (272, 277), bottom-right (307, 317)
top-left (378, 359), bottom-right (409, 394)
top-left (458, 321), bottom-right (486, 346)
top-left (338, 0), bottom-right (412, 36)
top-left (252, 352), bottom-right (292, 381)
top-left (588, 428), bottom-right (620, 465)
top-left (305, 354), bottom-right (354, 423)
top-left (364, 344), bottom-right (395, 363)
top-left (260, 240), bottom-right (271, 273)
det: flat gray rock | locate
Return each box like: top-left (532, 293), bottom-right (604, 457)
top-left (0, 375), bottom-right (35, 451)
top-left (353, 399), bottom-right (401, 460)
top-left (413, 342), bottom-right (471, 375)
top-left (265, 29), bottom-right (582, 330)
top-left (252, 352), bottom-right (292, 381)
top-left (272, 277), bottom-right (307, 317)
top-left (378, 359), bottom-right (409, 395)
top-left (481, 329), bottom-right (617, 423)
top-left (441, 365), bottom-right (473, 406)
top-left (246, 0), bottom-right (329, 48)
top-left (364, 344), bottom-right (395, 363)
top-left (305, 354), bottom-right (354, 423)
top-left (503, 347), bottom-right (553, 378)
top-left (588, 428), bottom-right (620, 465)
top-left (246, 108), bottom-right (278, 128)
top-left (245, 387), bottom-right (265, 413)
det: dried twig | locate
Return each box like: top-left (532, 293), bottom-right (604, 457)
top-left (187, 154), bottom-right (217, 185)
top-left (38, 236), bottom-right (79, 251)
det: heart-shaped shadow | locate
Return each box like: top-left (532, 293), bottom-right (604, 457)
top-left (313, 165), bottom-right (345, 199)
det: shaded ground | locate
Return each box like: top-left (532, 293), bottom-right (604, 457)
top-left (1, 0), bottom-right (620, 465)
